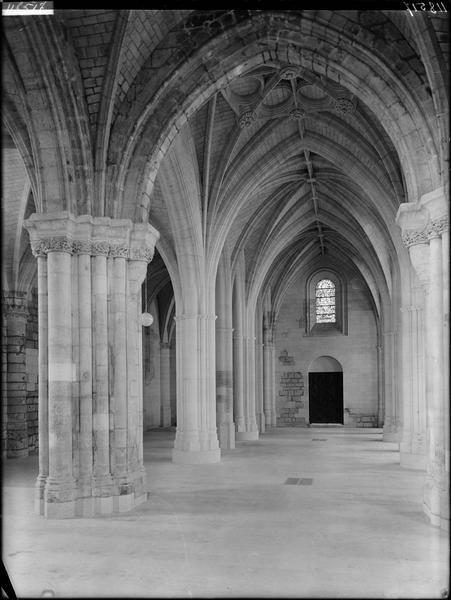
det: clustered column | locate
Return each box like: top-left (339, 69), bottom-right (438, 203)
top-left (172, 312), bottom-right (220, 463)
top-left (396, 187), bottom-right (449, 529)
top-left (263, 317), bottom-right (276, 428)
top-left (215, 258), bottom-right (236, 450)
top-left (160, 342), bottom-right (172, 427)
top-left (24, 212), bottom-right (159, 518)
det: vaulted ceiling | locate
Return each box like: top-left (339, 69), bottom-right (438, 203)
top-left (2, 9), bottom-right (448, 327)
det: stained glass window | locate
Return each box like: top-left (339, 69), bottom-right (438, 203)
top-left (315, 279), bottom-right (336, 323)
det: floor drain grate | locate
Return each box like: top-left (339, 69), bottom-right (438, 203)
top-left (284, 478), bottom-right (314, 486)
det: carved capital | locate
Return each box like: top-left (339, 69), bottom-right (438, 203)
top-left (72, 240), bottom-right (92, 255)
top-left (109, 244), bottom-right (129, 259)
top-left (30, 241), bottom-right (49, 257)
top-left (31, 237), bottom-right (74, 255)
top-left (401, 229), bottom-right (429, 248)
top-left (129, 247), bottom-right (154, 262)
top-left (91, 241), bottom-right (110, 256)
top-left (427, 216), bottom-right (449, 240)
top-left (24, 213), bottom-right (160, 264)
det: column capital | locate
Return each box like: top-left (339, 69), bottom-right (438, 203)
top-left (23, 212), bottom-right (159, 262)
top-left (427, 216), bottom-right (449, 240)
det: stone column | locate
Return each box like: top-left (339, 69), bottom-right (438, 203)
top-left (91, 248), bottom-right (114, 508)
top-left (232, 277), bottom-right (246, 436)
top-left (172, 313), bottom-right (220, 463)
top-left (160, 342), bottom-right (171, 427)
top-left (35, 257), bottom-right (48, 513)
top-left (109, 250), bottom-right (128, 496)
top-left (215, 257), bottom-right (236, 449)
top-left (399, 297), bottom-right (426, 470)
top-left (423, 229), bottom-right (446, 526)
top-left (397, 189), bottom-right (449, 528)
top-left (24, 212), bottom-right (159, 518)
top-left (375, 342), bottom-right (384, 428)
top-left (4, 293), bottom-right (29, 458)
top-left (382, 330), bottom-right (401, 442)
top-left (263, 321), bottom-right (276, 428)
top-left (77, 248), bottom-right (93, 503)
top-left (46, 245), bottom-right (78, 517)
top-left (243, 314), bottom-right (259, 440)
top-left (255, 336), bottom-right (265, 434)
top-left (441, 226), bottom-right (449, 479)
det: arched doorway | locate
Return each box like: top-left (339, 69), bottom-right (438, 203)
top-left (308, 356), bottom-right (343, 425)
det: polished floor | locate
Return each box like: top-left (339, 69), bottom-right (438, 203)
top-left (2, 427), bottom-right (449, 598)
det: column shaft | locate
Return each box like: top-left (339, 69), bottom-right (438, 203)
top-left (45, 251), bottom-right (76, 516)
top-left (92, 254), bottom-right (113, 495)
top-left (263, 328), bottom-right (275, 427)
top-left (77, 253), bottom-right (93, 504)
top-left (382, 331), bottom-right (400, 442)
top-left (160, 343), bottom-right (171, 427)
top-left (111, 257), bottom-right (128, 481)
top-left (255, 339), bottom-right (265, 434)
top-left (172, 313), bottom-right (220, 463)
top-left (423, 235), bottom-right (446, 525)
top-left (35, 257), bottom-right (49, 512)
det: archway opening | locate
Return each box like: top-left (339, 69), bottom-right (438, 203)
top-left (308, 356), bottom-right (343, 425)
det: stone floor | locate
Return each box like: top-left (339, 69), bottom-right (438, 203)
top-left (2, 427), bottom-right (449, 598)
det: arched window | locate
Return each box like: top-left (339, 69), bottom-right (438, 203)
top-left (315, 279), bottom-right (336, 323)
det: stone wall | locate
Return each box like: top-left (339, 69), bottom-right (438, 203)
top-left (278, 370), bottom-right (306, 426)
top-left (2, 289), bottom-right (39, 457)
top-left (25, 289), bottom-right (38, 453)
top-left (274, 272), bottom-right (378, 427)
top-left (2, 311), bottom-right (7, 455)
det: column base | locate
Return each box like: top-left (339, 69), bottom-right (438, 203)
top-left (34, 475), bottom-right (47, 515)
top-left (257, 412), bottom-right (265, 434)
top-left (172, 448), bottom-right (221, 464)
top-left (218, 421), bottom-right (236, 450)
top-left (383, 419), bottom-right (402, 442)
top-left (382, 430), bottom-right (401, 443)
top-left (39, 490), bottom-right (148, 518)
top-left (236, 431), bottom-right (259, 441)
top-left (264, 409), bottom-right (275, 428)
top-left (36, 471), bottom-right (148, 518)
top-left (161, 407), bottom-right (171, 428)
top-left (423, 478), bottom-right (450, 530)
top-left (400, 451), bottom-right (426, 470)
